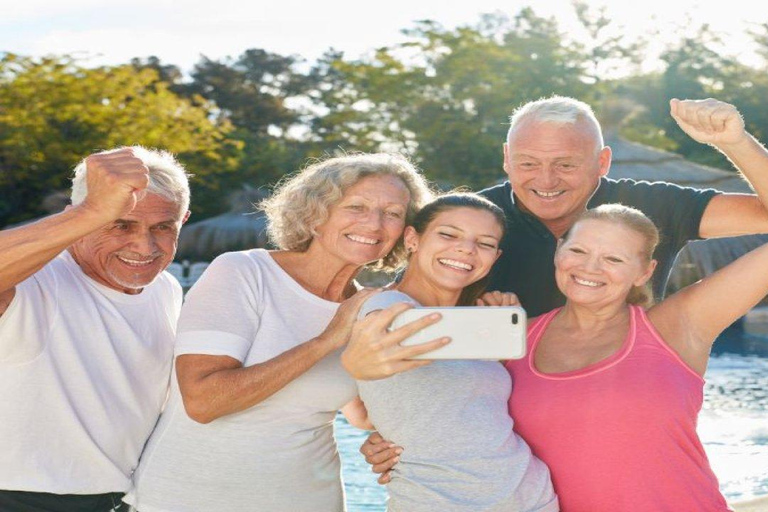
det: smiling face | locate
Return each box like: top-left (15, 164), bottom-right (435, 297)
top-left (404, 207), bottom-right (503, 298)
top-left (311, 173), bottom-right (411, 267)
top-left (555, 219), bottom-right (656, 309)
top-left (70, 193), bottom-right (188, 294)
top-left (504, 119), bottom-right (611, 237)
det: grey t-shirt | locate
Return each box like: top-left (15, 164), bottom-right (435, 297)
top-left (358, 291), bottom-right (558, 512)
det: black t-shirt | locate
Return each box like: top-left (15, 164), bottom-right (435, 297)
top-left (479, 178), bottom-right (718, 317)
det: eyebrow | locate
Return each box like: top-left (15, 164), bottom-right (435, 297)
top-left (114, 219), bottom-right (178, 226)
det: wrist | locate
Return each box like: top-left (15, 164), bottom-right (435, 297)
top-left (714, 132), bottom-right (755, 155)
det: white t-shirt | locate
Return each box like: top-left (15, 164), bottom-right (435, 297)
top-left (0, 250), bottom-right (182, 494)
top-left (125, 249), bottom-right (358, 512)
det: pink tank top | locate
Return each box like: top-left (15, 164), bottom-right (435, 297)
top-left (506, 305), bottom-right (731, 512)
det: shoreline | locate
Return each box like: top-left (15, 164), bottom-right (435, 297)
top-left (732, 496), bottom-right (768, 512)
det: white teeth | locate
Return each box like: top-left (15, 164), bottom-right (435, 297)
top-left (117, 256), bottom-right (155, 267)
top-left (574, 276), bottom-right (602, 287)
top-left (534, 190), bottom-right (564, 198)
top-left (439, 258), bottom-right (473, 271)
top-left (346, 234), bottom-right (379, 245)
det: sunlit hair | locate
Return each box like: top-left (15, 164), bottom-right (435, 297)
top-left (71, 146), bottom-right (191, 212)
top-left (563, 204), bottom-right (660, 307)
top-left (507, 95), bottom-right (604, 153)
top-left (261, 152), bottom-right (434, 271)
top-left (408, 192), bottom-right (506, 306)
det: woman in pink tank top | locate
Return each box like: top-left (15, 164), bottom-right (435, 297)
top-left (505, 203), bottom-right (768, 511)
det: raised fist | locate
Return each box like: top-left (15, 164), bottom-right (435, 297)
top-left (82, 147), bottom-right (150, 221)
top-left (670, 98), bottom-right (747, 147)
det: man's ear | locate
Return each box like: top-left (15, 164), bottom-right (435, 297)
top-left (598, 146), bottom-right (612, 178)
top-left (181, 210), bottom-right (191, 225)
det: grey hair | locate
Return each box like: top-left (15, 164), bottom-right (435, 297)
top-left (71, 146), bottom-right (191, 212)
top-left (261, 152), bottom-right (434, 271)
top-left (507, 95), bottom-right (604, 150)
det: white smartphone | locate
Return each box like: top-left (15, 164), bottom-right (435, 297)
top-left (390, 306), bottom-right (527, 360)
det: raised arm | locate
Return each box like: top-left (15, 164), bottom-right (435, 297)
top-left (649, 241), bottom-right (768, 375)
top-left (670, 98), bottom-right (768, 237)
top-left (0, 148), bottom-right (150, 315)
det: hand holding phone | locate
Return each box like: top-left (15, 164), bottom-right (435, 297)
top-left (391, 306), bottom-right (527, 360)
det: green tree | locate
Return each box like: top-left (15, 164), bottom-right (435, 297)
top-left (0, 53), bottom-right (238, 226)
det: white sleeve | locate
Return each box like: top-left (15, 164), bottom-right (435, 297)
top-left (0, 266), bottom-right (58, 364)
top-left (175, 252), bottom-right (263, 362)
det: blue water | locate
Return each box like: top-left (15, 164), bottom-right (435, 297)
top-left (336, 324), bottom-right (768, 511)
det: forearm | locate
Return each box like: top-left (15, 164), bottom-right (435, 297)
top-left (179, 335), bottom-right (339, 423)
top-left (716, 134), bottom-right (768, 205)
top-left (0, 206), bottom-right (107, 293)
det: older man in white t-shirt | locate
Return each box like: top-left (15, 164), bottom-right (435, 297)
top-left (0, 147), bottom-right (191, 512)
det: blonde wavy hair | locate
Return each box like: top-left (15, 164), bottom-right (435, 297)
top-left (563, 204), bottom-right (660, 308)
top-left (261, 153), bottom-right (434, 271)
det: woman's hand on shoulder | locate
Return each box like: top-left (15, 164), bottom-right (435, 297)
top-left (476, 291), bottom-right (520, 307)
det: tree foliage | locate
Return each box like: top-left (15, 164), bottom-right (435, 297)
top-left (5, 5), bottom-right (768, 226)
top-left (0, 54), bottom-right (237, 226)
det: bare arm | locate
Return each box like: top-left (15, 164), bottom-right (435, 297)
top-left (0, 148), bottom-right (150, 316)
top-left (176, 288), bottom-right (377, 424)
top-left (341, 396), bottom-right (375, 431)
top-left (670, 98), bottom-right (768, 237)
top-left (649, 241), bottom-right (768, 375)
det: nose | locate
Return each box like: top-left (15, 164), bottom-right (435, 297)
top-left (361, 209), bottom-right (384, 230)
top-left (583, 255), bottom-right (601, 273)
top-left (455, 238), bottom-right (477, 254)
top-left (127, 230), bottom-right (160, 256)
top-left (537, 165), bottom-right (558, 188)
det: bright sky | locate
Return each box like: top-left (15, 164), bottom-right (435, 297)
top-left (1, 0), bottom-right (763, 73)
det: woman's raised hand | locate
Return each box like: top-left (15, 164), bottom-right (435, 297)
top-left (341, 302), bottom-right (448, 380)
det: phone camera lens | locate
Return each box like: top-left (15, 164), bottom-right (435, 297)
top-left (511, 313), bottom-right (519, 324)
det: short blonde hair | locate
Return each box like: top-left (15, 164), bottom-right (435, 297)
top-left (564, 204), bottom-right (660, 307)
top-left (261, 153), bottom-right (434, 271)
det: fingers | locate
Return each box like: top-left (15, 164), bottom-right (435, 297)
top-left (372, 453), bottom-right (401, 475)
top-left (359, 432), bottom-right (388, 457)
top-left (377, 471), bottom-right (392, 485)
top-left (386, 310), bottom-right (442, 346)
top-left (367, 445), bottom-right (402, 467)
top-left (669, 98), bottom-right (744, 137)
top-left (397, 337), bottom-right (449, 359)
top-left (477, 291), bottom-right (520, 307)
top-left (82, 147), bottom-right (151, 220)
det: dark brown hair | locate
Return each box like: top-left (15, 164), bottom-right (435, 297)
top-left (408, 192), bottom-right (506, 306)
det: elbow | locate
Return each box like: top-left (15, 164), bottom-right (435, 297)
top-left (180, 390), bottom-right (218, 424)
